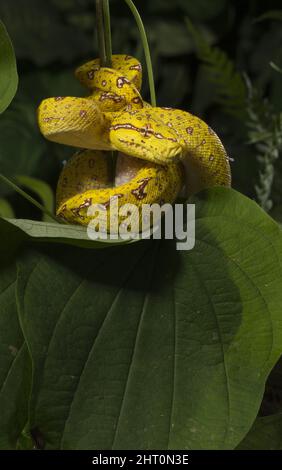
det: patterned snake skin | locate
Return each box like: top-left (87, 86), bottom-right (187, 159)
top-left (37, 54), bottom-right (231, 229)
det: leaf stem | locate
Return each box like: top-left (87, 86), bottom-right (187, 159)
top-left (123, 0), bottom-right (156, 106)
top-left (0, 173), bottom-right (60, 223)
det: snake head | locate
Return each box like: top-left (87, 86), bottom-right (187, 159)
top-left (109, 109), bottom-right (183, 165)
top-left (37, 96), bottom-right (112, 150)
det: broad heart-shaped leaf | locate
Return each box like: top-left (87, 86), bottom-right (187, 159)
top-left (0, 254), bottom-right (31, 449)
top-left (238, 414), bottom-right (282, 449)
top-left (0, 20), bottom-right (18, 114)
top-left (14, 188), bottom-right (282, 450)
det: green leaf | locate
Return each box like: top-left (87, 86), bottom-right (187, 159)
top-left (0, 258), bottom-right (31, 449)
top-left (0, 198), bottom-right (15, 218)
top-left (0, 19), bottom-right (18, 113)
top-left (238, 414), bottom-right (282, 449)
top-left (13, 187), bottom-right (282, 449)
top-left (254, 10), bottom-right (282, 24)
top-left (15, 176), bottom-right (55, 222)
top-left (0, 217), bottom-right (132, 249)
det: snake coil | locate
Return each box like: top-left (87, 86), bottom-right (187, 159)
top-left (38, 55), bottom-right (231, 230)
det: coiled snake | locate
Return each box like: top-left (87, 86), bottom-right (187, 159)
top-left (38, 55), bottom-right (231, 230)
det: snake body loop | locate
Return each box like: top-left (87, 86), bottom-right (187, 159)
top-left (37, 54), bottom-right (231, 229)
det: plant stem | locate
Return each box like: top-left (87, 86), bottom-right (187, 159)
top-left (102, 0), bottom-right (113, 67)
top-left (96, 0), bottom-right (112, 67)
top-left (96, 0), bottom-right (107, 66)
top-left (0, 173), bottom-right (60, 224)
top-left (123, 0), bottom-right (156, 106)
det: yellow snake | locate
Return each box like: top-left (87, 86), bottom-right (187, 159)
top-left (37, 54), bottom-right (231, 230)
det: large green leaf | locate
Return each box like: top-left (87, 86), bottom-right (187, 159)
top-left (13, 187), bottom-right (282, 449)
top-left (238, 413), bottom-right (282, 449)
top-left (0, 19), bottom-right (18, 114)
top-left (0, 256), bottom-right (30, 449)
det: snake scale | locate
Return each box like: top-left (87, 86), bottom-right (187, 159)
top-left (38, 54), bottom-right (231, 230)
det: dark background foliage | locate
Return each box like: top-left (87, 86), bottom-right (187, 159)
top-left (0, 0), bottom-right (282, 218)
